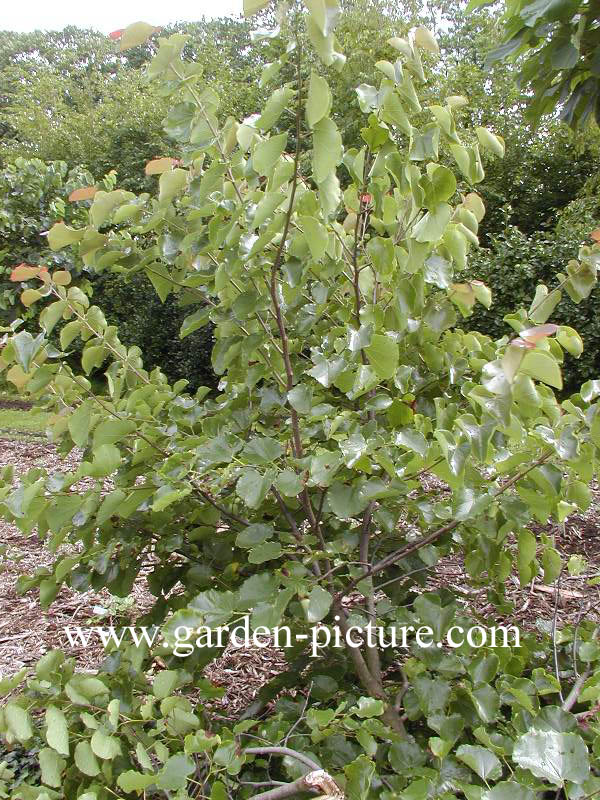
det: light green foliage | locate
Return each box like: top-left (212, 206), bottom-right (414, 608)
top-left (0, 5), bottom-right (599, 799)
top-left (0, 33), bottom-right (168, 192)
top-left (0, 20), bottom-right (266, 189)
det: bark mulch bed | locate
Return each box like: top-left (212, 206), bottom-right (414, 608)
top-left (0, 397), bottom-right (32, 412)
top-left (0, 439), bottom-right (154, 673)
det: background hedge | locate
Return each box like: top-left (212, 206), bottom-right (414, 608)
top-left (90, 273), bottom-right (215, 390)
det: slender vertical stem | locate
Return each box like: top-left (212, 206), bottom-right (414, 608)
top-left (267, 24), bottom-right (303, 459)
top-left (349, 151), bottom-right (383, 687)
top-left (352, 202), bottom-right (365, 332)
top-left (170, 64), bottom-right (244, 205)
top-left (263, 18), bottom-right (329, 582)
top-left (359, 501), bottom-right (382, 685)
top-left (333, 600), bottom-right (406, 736)
top-left (552, 570), bottom-right (565, 704)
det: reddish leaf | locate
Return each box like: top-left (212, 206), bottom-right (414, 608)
top-left (109, 29), bottom-right (124, 40)
top-left (69, 186), bottom-right (98, 202)
top-left (10, 264), bottom-right (40, 282)
top-left (519, 324), bottom-right (558, 344)
top-left (145, 157), bottom-right (179, 176)
top-left (511, 337), bottom-right (536, 349)
top-left (591, 229), bottom-right (600, 243)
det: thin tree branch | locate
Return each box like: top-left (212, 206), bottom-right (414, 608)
top-left (263, 33), bottom-right (328, 579)
top-left (552, 570), bottom-right (565, 704)
top-left (282, 682), bottom-right (313, 747)
top-left (338, 450), bottom-right (554, 599)
top-left (191, 484), bottom-right (250, 528)
top-left (359, 501), bottom-right (382, 685)
top-left (563, 625), bottom-right (599, 711)
top-left (332, 599), bottom-right (408, 735)
top-left (56, 289), bottom-right (149, 384)
top-left (248, 775), bottom-right (316, 800)
top-left (61, 367), bottom-right (250, 530)
top-left (244, 754), bottom-right (343, 798)
top-left (271, 487), bottom-right (320, 576)
top-left (244, 747), bottom-right (320, 772)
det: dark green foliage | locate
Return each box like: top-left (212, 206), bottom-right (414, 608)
top-left (480, 0), bottom-right (600, 129)
top-left (468, 224), bottom-right (600, 391)
top-left (477, 134), bottom-right (598, 240)
top-left (434, 3), bottom-right (600, 242)
top-left (0, 741), bottom-right (40, 792)
top-left (90, 272), bottom-right (215, 390)
top-left (556, 173), bottom-right (600, 241)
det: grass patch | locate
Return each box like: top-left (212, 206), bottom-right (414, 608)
top-left (0, 403), bottom-right (50, 438)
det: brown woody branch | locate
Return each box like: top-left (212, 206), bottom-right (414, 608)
top-left (245, 748), bottom-right (343, 800)
top-left (338, 449), bottom-right (554, 600)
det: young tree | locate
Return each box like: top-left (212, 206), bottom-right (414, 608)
top-left (0, 3), bottom-right (599, 797)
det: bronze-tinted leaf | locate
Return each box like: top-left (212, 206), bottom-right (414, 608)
top-left (68, 186), bottom-right (97, 202)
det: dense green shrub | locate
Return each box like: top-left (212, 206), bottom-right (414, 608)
top-left (556, 173), bottom-right (600, 242)
top-left (468, 223), bottom-right (600, 391)
top-left (0, 158), bottom-right (91, 314)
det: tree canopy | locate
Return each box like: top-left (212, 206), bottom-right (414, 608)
top-left (478, 0), bottom-right (600, 129)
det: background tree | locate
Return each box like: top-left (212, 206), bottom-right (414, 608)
top-left (433, 1), bottom-right (600, 239)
